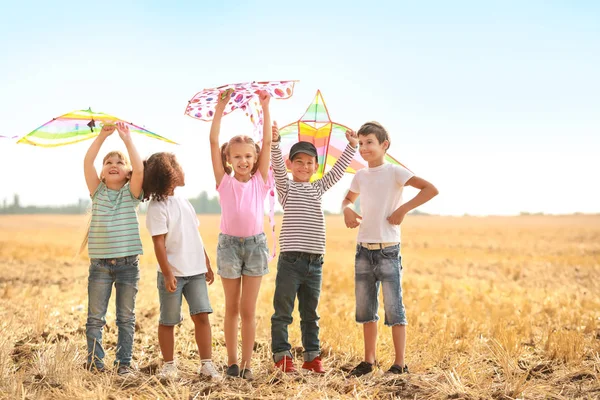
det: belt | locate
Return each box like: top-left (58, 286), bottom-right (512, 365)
top-left (360, 242), bottom-right (399, 250)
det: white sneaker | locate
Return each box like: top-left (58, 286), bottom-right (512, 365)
top-left (199, 360), bottom-right (223, 381)
top-left (158, 362), bottom-right (178, 380)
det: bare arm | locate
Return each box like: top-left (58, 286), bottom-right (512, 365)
top-left (116, 122), bottom-right (143, 199)
top-left (83, 125), bottom-right (115, 195)
top-left (204, 248), bottom-right (214, 285)
top-left (342, 190), bottom-right (362, 228)
top-left (388, 176), bottom-right (439, 225)
top-left (152, 234), bottom-right (178, 292)
top-left (257, 91), bottom-right (272, 182)
top-left (210, 90), bottom-right (233, 187)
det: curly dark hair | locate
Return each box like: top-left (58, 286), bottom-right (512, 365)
top-left (142, 152), bottom-right (182, 202)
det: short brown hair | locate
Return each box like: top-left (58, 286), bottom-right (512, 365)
top-left (357, 121), bottom-right (390, 149)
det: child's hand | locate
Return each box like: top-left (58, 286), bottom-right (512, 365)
top-left (115, 122), bottom-right (131, 142)
top-left (258, 90), bottom-right (270, 107)
top-left (272, 121), bottom-right (280, 142)
top-left (344, 207), bottom-right (362, 228)
top-left (216, 89), bottom-right (233, 112)
top-left (100, 123), bottom-right (116, 137)
top-left (206, 265), bottom-right (215, 285)
top-left (163, 272), bottom-right (178, 293)
top-left (345, 129), bottom-right (358, 147)
top-left (387, 207), bottom-right (407, 225)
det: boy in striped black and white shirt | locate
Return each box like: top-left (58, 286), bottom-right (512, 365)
top-left (270, 122), bottom-right (358, 373)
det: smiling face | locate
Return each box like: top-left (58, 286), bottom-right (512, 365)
top-left (287, 152), bottom-right (319, 182)
top-left (358, 133), bottom-right (389, 164)
top-left (227, 142), bottom-right (258, 179)
top-left (101, 152), bottom-right (131, 186)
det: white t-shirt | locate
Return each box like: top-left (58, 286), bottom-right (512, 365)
top-left (146, 194), bottom-right (207, 277)
top-left (349, 163), bottom-right (414, 243)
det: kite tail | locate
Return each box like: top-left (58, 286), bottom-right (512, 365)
top-left (267, 166), bottom-right (277, 262)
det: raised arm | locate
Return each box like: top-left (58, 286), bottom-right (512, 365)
top-left (210, 89), bottom-right (233, 187)
top-left (257, 90), bottom-right (272, 182)
top-left (83, 124), bottom-right (115, 195)
top-left (270, 122), bottom-right (289, 201)
top-left (387, 176), bottom-right (439, 225)
top-left (116, 122), bottom-right (143, 199)
top-left (319, 129), bottom-right (358, 192)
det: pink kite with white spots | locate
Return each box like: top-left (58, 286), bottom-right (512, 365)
top-left (184, 80), bottom-right (297, 136)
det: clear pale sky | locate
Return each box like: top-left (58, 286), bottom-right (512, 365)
top-left (1, 0), bottom-right (598, 215)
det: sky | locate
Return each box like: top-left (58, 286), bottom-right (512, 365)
top-left (0, 0), bottom-right (598, 216)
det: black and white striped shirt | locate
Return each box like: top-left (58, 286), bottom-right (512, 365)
top-left (271, 143), bottom-right (356, 254)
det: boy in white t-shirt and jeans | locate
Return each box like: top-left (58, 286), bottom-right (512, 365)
top-left (341, 122), bottom-right (438, 377)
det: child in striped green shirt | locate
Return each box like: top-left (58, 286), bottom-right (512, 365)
top-left (82, 121), bottom-right (144, 376)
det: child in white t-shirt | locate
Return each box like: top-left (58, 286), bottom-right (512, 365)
top-left (143, 152), bottom-right (221, 381)
top-left (341, 121), bottom-right (439, 377)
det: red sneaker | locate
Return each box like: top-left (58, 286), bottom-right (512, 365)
top-left (274, 356), bottom-right (296, 373)
top-left (302, 356), bottom-right (325, 373)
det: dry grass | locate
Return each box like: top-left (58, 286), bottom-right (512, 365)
top-left (0, 214), bottom-right (599, 399)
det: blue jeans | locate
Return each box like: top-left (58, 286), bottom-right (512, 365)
top-left (355, 244), bottom-right (407, 326)
top-left (271, 251), bottom-right (323, 362)
top-left (86, 255), bottom-right (140, 368)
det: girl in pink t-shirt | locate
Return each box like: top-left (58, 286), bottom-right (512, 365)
top-left (209, 89), bottom-right (272, 380)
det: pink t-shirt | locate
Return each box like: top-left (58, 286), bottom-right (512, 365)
top-left (217, 173), bottom-right (269, 237)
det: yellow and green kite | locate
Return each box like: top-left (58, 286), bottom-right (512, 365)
top-left (17, 108), bottom-right (176, 147)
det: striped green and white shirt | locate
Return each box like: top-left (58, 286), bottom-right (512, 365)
top-left (88, 182), bottom-right (143, 259)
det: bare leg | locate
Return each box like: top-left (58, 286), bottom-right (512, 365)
top-left (239, 276), bottom-right (262, 369)
top-left (158, 324), bottom-right (175, 362)
top-left (191, 313), bottom-right (212, 360)
top-left (221, 277), bottom-right (241, 366)
top-left (363, 321), bottom-right (377, 364)
top-left (391, 325), bottom-right (406, 366)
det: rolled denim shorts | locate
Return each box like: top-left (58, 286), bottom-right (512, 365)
top-left (217, 232), bottom-right (269, 279)
top-left (157, 272), bottom-right (213, 326)
top-left (355, 244), bottom-right (407, 326)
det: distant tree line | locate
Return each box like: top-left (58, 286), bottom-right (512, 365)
top-left (1, 192), bottom-right (435, 216)
top-left (0, 192), bottom-right (222, 215)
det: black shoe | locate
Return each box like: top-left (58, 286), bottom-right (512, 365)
top-left (240, 367), bottom-right (254, 380)
top-left (387, 364), bottom-right (409, 374)
top-left (349, 361), bottom-right (374, 377)
top-left (226, 364), bottom-right (240, 378)
top-left (117, 365), bottom-right (136, 377)
top-left (83, 362), bottom-right (106, 373)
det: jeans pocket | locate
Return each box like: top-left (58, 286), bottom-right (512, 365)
top-left (381, 246), bottom-right (400, 259)
top-left (355, 245), bottom-right (362, 258)
top-left (280, 252), bottom-right (299, 265)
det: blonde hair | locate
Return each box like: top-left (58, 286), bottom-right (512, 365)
top-left (220, 135), bottom-right (261, 175)
top-left (100, 151), bottom-right (132, 182)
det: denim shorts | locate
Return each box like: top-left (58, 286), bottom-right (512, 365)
top-left (157, 272), bottom-right (213, 326)
top-left (355, 244), bottom-right (407, 326)
top-left (216, 233), bottom-right (269, 279)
